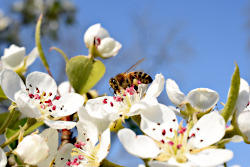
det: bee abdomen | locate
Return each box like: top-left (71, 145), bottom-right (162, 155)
top-left (134, 72), bottom-right (153, 84)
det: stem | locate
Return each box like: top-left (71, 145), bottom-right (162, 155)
top-left (0, 119), bottom-right (44, 149)
top-left (131, 115), bottom-right (141, 127)
top-left (0, 107), bottom-right (16, 134)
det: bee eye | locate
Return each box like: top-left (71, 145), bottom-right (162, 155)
top-left (112, 79), bottom-right (116, 84)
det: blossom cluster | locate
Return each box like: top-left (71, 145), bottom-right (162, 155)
top-left (0, 19), bottom-right (249, 167)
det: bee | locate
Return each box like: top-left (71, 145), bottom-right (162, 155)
top-left (109, 58), bottom-right (153, 94)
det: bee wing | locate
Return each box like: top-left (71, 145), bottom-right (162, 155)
top-left (124, 58), bottom-right (145, 74)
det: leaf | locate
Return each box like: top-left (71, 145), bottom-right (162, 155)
top-left (0, 86), bottom-right (8, 100)
top-left (11, 118), bottom-right (27, 130)
top-left (5, 128), bottom-right (19, 150)
top-left (66, 56), bottom-right (105, 94)
top-left (221, 63), bottom-right (240, 123)
top-left (0, 110), bottom-right (21, 134)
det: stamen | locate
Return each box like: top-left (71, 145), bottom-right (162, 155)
top-left (103, 98), bottom-right (107, 104)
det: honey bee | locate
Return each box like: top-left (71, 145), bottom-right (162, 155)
top-left (109, 58), bottom-right (153, 94)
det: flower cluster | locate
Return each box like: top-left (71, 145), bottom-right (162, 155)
top-left (0, 20), bottom-right (249, 167)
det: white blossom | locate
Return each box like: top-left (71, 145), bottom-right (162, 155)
top-left (118, 103), bottom-right (233, 167)
top-left (1, 44), bottom-right (38, 73)
top-left (86, 73), bottom-right (165, 123)
top-left (166, 78), bottom-right (219, 117)
top-left (13, 133), bottom-right (49, 165)
top-left (84, 23), bottom-right (122, 58)
top-left (0, 70), bottom-right (84, 129)
top-left (53, 106), bottom-right (111, 166)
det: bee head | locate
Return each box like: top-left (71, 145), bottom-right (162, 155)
top-left (109, 78), bottom-right (118, 87)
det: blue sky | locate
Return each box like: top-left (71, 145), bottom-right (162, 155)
top-left (2, 0), bottom-right (250, 166)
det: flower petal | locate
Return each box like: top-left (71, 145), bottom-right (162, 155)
top-left (237, 111), bottom-right (250, 140)
top-left (38, 128), bottom-right (58, 167)
top-left (26, 47), bottom-right (38, 67)
top-left (58, 81), bottom-right (74, 96)
top-left (2, 44), bottom-right (25, 68)
top-left (118, 128), bottom-right (160, 159)
top-left (26, 72), bottom-right (57, 99)
top-left (54, 143), bottom-right (74, 167)
top-left (84, 23), bottom-right (109, 48)
top-left (98, 37), bottom-right (122, 58)
top-left (0, 69), bottom-right (26, 102)
top-left (0, 148), bottom-right (7, 167)
top-left (44, 119), bottom-right (77, 130)
top-left (166, 79), bottom-right (185, 108)
top-left (186, 88), bottom-right (219, 110)
top-left (77, 106), bottom-right (99, 146)
top-left (129, 97), bottom-right (158, 116)
top-left (15, 90), bottom-right (42, 118)
top-left (52, 93), bottom-right (84, 117)
top-left (188, 112), bottom-right (225, 148)
top-left (96, 128), bottom-right (111, 163)
top-left (145, 73), bottom-right (165, 100)
top-left (86, 96), bottom-right (119, 121)
top-left (186, 149), bottom-right (233, 166)
top-left (141, 103), bottom-right (178, 141)
top-left (235, 78), bottom-right (249, 115)
top-left (148, 158), bottom-right (192, 167)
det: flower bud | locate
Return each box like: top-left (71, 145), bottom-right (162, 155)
top-left (13, 134), bottom-right (49, 165)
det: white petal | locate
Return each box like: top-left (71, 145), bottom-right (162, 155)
top-left (235, 78), bottom-right (249, 115)
top-left (129, 97), bottom-right (158, 116)
top-left (166, 79), bottom-right (185, 108)
top-left (58, 81), bottom-right (74, 96)
top-left (237, 111), bottom-right (250, 140)
top-left (86, 96), bottom-right (119, 121)
top-left (145, 73), bottom-right (165, 100)
top-left (0, 148), bottom-right (7, 167)
top-left (188, 112), bottom-right (225, 148)
top-left (84, 23), bottom-right (109, 48)
top-left (97, 128), bottom-right (110, 162)
top-left (54, 143), bottom-right (74, 167)
top-left (1, 44), bottom-right (25, 68)
top-left (118, 128), bottom-right (160, 159)
top-left (38, 128), bottom-right (58, 167)
top-left (26, 72), bottom-right (57, 99)
top-left (230, 135), bottom-right (243, 143)
top-left (77, 106), bottom-right (99, 146)
top-left (98, 37), bottom-right (122, 58)
top-left (0, 69), bottom-right (26, 102)
top-left (186, 149), bottom-right (233, 166)
top-left (15, 90), bottom-right (42, 118)
top-left (141, 103), bottom-right (178, 141)
top-left (26, 47), bottom-right (38, 67)
top-left (44, 119), bottom-right (77, 130)
top-left (52, 93), bottom-right (84, 117)
top-left (186, 88), bottom-right (219, 110)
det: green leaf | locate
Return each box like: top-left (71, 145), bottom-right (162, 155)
top-left (5, 128), bottom-right (19, 150)
top-left (11, 118), bottom-right (28, 130)
top-left (0, 110), bottom-right (21, 134)
top-left (221, 63), bottom-right (240, 123)
top-left (0, 86), bottom-right (8, 100)
top-left (66, 56), bottom-right (105, 94)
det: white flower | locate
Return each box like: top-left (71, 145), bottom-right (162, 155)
top-left (86, 74), bottom-right (165, 123)
top-left (118, 104), bottom-right (233, 167)
top-left (166, 78), bottom-right (219, 117)
top-left (233, 78), bottom-right (250, 140)
top-left (84, 23), bottom-right (122, 58)
top-left (1, 44), bottom-right (38, 73)
top-left (53, 106), bottom-right (111, 166)
top-left (0, 70), bottom-right (84, 129)
top-left (0, 148), bottom-right (7, 167)
top-left (13, 133), bottom-right (49, 165)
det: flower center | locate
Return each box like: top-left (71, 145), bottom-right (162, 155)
top-left (26, 84), bottom-right (61, 117)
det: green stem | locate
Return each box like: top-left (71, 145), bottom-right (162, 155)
top-left (0, 119), bottom-right (44, 149)
top-left (100, 159), bottom-right (123, 167)
top-left (0, 107), bottom-right (16, 134)
top-left (131, 115), bottom-right (141, 127)
top-left (49, 47), bottom-right (69, 62)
